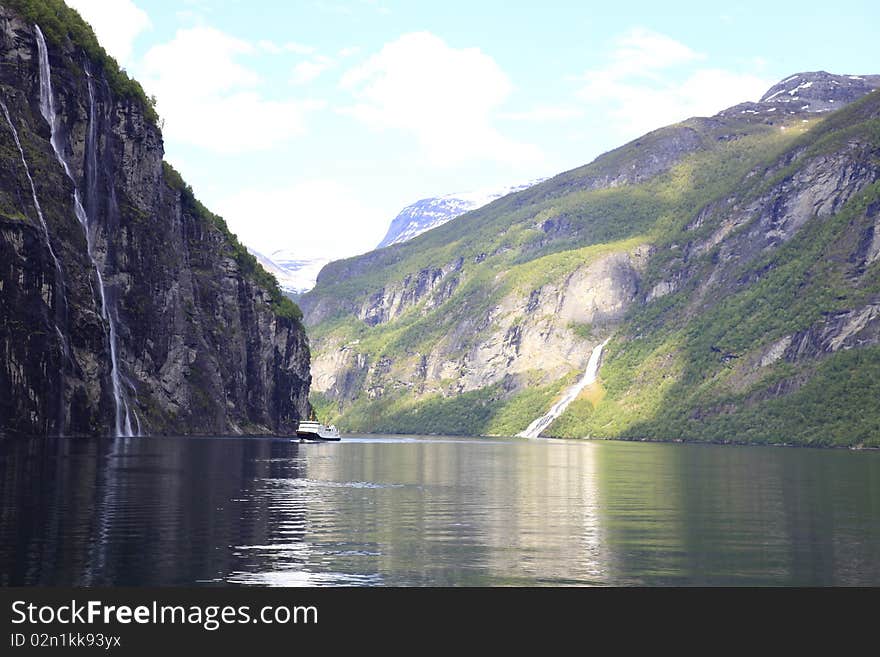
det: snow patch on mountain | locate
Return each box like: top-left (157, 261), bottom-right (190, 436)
top-left (377, 178), bottom-right (546, 248)
top-left (251, 249), bottom-right (330, 295)
top-left (721, 71), bottom-right (880, 119)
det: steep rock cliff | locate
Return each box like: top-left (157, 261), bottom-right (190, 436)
top-left (0, 3), bottom-right (310, 437)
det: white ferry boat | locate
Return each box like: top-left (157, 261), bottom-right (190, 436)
top-left (296, 419), bottom-right (341, 441)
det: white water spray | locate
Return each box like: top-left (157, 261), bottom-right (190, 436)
top-left (35, 25), bottom-right (136, 437)
top-left (2, 95), bottom-right (73, 434)
top-left (1, 98), bottom-right (63, 273)
top-left (517, 338), bottom-right (610, 438)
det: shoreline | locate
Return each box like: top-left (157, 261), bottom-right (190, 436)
top-left (2, 431), bottom-right (878, 452)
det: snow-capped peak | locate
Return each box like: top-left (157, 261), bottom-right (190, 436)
top-left (377, 178), bottom-right (546, 248)
top-left (250, 249), bottom-right (330, 295)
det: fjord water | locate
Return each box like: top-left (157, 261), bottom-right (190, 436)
top-left (1, 436), bottom-right (878, 586)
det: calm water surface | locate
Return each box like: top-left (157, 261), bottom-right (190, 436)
top-left (1, 435), bottom-right (878, 586)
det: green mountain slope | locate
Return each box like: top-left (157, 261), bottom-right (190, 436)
top-left (559, 92), bottom-right (880, 446)
top-left (301, 74), bottom-right (880, 447)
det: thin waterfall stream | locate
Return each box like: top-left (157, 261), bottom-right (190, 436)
top-left (0, 98), bottom-right (63, 273)
top-left (517, 338), bottom-right (610, 438)
top-left (1, 95), bottom-right (72, 434)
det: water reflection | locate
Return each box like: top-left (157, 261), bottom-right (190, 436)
top-left (592, 442), bottom-right (880, 584)
top-left (0, 436), bottom-right (878, 586)
top-left (0, 437), bottom-right (306, 585)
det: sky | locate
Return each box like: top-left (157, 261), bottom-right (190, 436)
top-left (65, 0), bottom-right (879, 263)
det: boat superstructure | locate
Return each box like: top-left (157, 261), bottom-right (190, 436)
top-left (296, 420), bottom-right (341, 441)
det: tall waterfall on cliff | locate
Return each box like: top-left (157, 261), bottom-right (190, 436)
top-left (1, 96), bottom-right (72, 434)
top-left (517, 338), bottom-right (610, 438)
top-left (35, 25), bottom-right (137, 437)
top-left (0, 99), bottom-right (63, 273)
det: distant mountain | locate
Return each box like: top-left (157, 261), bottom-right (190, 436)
top-left (251, 180), bottom-right (547, 294)
top-left (377, 179), bottom-right (546, 248)
top-left (720, 70), bottom-right (880, 118)
top-left (251, 249), bottom-right (329, 295)
top-left (301, 71), bottom-right (880, 446)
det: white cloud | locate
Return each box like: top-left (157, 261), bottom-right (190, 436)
top-left (501, 105), bottom-right (584, 122)
top-left (750, 56), bottom-right (769, 72)
top-left (577, 28), bottom-right (771, 138)
top-left (138, 27), bottom-right (324, 153)
top-left (258, 39), bottom-right (315, 55)
top-left (292, 56), bottom-right (334, 84)
top-left (610, 27), bottom-right (703, 76)
top-left (65, 0), bottom-right (151, 65)
top-left (315, 0), bottom-right (391, 16)
top-left (340, 32), bottom-right (541, 166)
top-left (216, 180), bottom-right (387, 260)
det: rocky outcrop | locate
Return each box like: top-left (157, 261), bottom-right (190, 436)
top-left (786, 304), bottom-right (880, 360)
top-left (721, 71), bottom-right (880, 120)
top-left (692, 141), bottom-right (880, 261)
top-left (863, 200), bottom-right (880, 267)
top-left (359, 258), bottom-right (463, 326)
top-left (0, 6), bottom-right (310, 437)
top-left (311, 246), bottom-right (648, 403)
top-left (651, 128), bottom-right (880, 316)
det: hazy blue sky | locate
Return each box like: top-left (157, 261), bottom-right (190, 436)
top-left (66, 0), bottom-right (879, 262)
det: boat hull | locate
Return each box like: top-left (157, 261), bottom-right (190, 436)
top-left (296, 430), bottom-right (341, 441)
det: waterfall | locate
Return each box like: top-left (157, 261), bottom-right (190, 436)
top-left (517, 338), bottom-right (610, 439)
top-left (1, 96), bottom-right (72, 435)
top-left (0, 98), bottom-right (63, 273)
top-left (86, 74), bottom-right (142, 437)
top-left (35, 25), bottom-right (136, 437)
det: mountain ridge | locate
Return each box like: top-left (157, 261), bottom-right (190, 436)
top-left (377, 179), bottom-right (546, 249)
top-left (301, 71), bottom-right (880, 446)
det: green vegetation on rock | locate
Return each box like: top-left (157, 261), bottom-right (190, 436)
top-left (6, 0), bottom-right (159, 124)
top-left (163, 162), bottom-right (303, 324)
top-left (311, 374), bottom-right (571, 437)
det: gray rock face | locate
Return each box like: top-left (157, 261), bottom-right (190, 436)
top-left (786, 304), bottom-right (880, 361)
top-left (310, 246), bottom-right (649, 403)
top-left (359, 258), bottom-right (463, 326)
top-left (760, 72), bottom-right (880, 110)
top-left (0, 9), bottom-right (310, 437)
top-left (681, 114), bottom-right (880, 306)
top-left (720, 71), bottom-right (880, 120)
